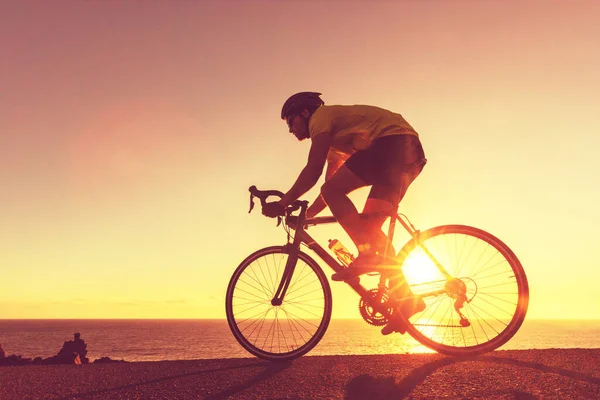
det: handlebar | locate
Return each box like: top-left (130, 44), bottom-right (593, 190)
top-left (249, 185), bottom-right (284, 206)
top-left (248, 186), bottom-right (308, 224)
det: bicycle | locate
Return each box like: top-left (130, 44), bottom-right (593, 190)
top-left (225, 186), bottom-right (529, 361)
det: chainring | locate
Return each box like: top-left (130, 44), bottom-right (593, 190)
top-left (359, 288), bottom-right (395, 326)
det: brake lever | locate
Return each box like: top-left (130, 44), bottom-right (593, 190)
top-left (248, 193), bottom-right (255, 213)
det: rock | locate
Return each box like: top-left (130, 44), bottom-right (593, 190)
top-left (0, 343), bottom-right (32, 366)
top-left (0, 332), bottom-right (121, 367)
top-left (53, 332), bottom-right (89, 364)
top-left (1, 355), bottom-right (32, 366)
top-left (42, 352), bottom-right (82, 365)
top-left (93, 356), bottom-right (127, 364)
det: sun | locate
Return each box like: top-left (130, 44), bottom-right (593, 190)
top-left (400, 250), bottom-right (447, 290)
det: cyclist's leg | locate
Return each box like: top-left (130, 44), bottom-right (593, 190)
top-left (374, 168), bottom-right (423, 297)
top-left (320, 164), bottom-right (371, 252)
top-left (367, 137), bottom-right (425, 298)
top-left (363, 185), bottom-right (407, 258)
top-left (362, 134), bottom-right (424, 258)
top-left (379, 165), bottom-right (426, 335)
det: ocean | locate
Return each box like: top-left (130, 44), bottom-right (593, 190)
top-left (1, 319), bottom-right (599, 362)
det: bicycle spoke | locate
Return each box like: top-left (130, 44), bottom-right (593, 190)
top-left (266, 255), bottom-right (277, 295)
top-left (469, 248), bottom-right (504, 279)
top-left (464, 305), bottom-right (479, 346)
top-left (283, 299), bottom-right (326, 308)
top-left (455, 234), bottom-right (477, 278)
top-left (245, 309), bottom-right (270, 346)
top-left (285, 278), bottom-right (322, 300)
top-left (471, 258), bottom-right (511, 279)
top-left (473, 268), bottom-right (516, 281)
top-left (282, 308), bottom-right (308, 345)
top-left (465, 242), bottom-right (491, 278)
top-left (286, 264), bottom-right (313, 291)
top-left (233, 301), bottom-right (270, 317)
top-left (231, 295), bottom-right (269, 305)
top-left (285, 286), bottom-right (325, 303)
top-left (477, 292), bottom-right (519, 307)
top-left (281, 301), bottom-right (324, 319)
top-left (471, 295), bottom-right (516, 318)
top-left (243, 269), bottom-right (273, 299)
top-left (467, 301), bottom-right (510, 329)
top-left (283, 313), bottom-right (299, 350)
top-left (282, 308), bottom-right (321, 331)
top-left (234, 282), bottom-right (270, 302)
top-left (477, 280), bottom-right (519, 290)
top-left (250, 260), bottom-right (273, 299)
top-left (237, 306), bottom-right (273, 327)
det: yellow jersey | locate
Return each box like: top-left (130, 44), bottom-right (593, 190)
top-left (308, 105), bottom-right (418, 157)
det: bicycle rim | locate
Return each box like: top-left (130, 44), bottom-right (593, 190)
top-left (399, 225), bottom-right (529, 356)
top-left (225, 246), bottom-right (332, 361)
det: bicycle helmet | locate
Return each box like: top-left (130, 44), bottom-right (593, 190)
top-left (281, 92), bottom-right (324, 120)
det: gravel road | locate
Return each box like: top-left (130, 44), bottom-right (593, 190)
top-left (0, 349), bottom-right (598, 399)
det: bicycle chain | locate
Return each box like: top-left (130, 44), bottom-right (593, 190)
top-left (413, 323), bottom-right (462, 328)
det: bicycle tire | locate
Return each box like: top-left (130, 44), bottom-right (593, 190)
top-left (225, 246), bottom-right (332, 361)
top-left (398, 225), bottom-right (529, 356)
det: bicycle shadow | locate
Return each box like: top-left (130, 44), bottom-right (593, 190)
top-left (57, 359), bottom-right (292, 400)
top-left (344, 355), bottom-right (600, 400)
top-left (204, 360), bottom-right (293, 400)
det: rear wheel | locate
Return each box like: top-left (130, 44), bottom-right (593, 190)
top-left (398, 225), bottom-right (529, 356)
top-left (226, 246), bottom-right (332, 361)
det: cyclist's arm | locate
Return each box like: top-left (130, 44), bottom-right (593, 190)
top-left (280, 133), bottom-right (331, 207)
top-left (306, 152), bottom-right (346, 217)
top-left (325, 150), bottom-right (347, 180)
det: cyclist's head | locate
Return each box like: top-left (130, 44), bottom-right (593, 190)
top-left (281, 92), bottom-right (324, 140)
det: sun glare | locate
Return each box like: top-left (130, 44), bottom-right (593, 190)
top-left (401, 250), bottom-right (446, 290)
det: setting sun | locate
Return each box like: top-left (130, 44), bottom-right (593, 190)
top-left (401, 250), bottom-right (446, 290)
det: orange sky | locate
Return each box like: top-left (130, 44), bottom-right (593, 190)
top-left (1, 0), bottom-right (599, 320)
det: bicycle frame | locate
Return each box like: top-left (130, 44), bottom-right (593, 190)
top-left (271, 206), bottom-right (453, 317)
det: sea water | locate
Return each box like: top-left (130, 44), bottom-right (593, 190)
top-left (0, 319), bottom-right (598, 362)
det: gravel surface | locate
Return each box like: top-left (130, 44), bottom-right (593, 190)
top-left (0, 349), bottom-right (599, 399)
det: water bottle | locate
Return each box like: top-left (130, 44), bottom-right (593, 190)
top-left (328, 239), bottom-right (355, 267)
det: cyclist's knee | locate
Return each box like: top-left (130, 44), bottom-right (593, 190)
top-left (320, 180), bottom-right (343, 202)
top-left (364, 197), bottom-right (395, 213)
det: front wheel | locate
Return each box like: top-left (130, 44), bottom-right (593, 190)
top-left (225, 246), bottom-right (332, 361)
top-left (398, 225), bottom-right (529, 356)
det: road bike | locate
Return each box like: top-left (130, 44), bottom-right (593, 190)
top-left (225, 186), bottom-right (529, 361)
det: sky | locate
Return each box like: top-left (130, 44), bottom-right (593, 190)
top-left (1, 0), bottom-right (599, 320)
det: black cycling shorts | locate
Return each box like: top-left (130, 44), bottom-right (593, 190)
top-left (345, 134), bottom-right (426, 204)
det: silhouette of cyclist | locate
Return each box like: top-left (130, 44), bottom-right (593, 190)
top-left (262, 92), bottom-right (427, 334)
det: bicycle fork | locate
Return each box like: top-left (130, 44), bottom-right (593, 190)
top-left (270, 243), bottom-right (298, 306)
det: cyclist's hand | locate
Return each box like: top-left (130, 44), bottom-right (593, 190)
top-left (286, 215), bottom-right (299, 229)
top-left (262, 201), bottom-right (285, 218)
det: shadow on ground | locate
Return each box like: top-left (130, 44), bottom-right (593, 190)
top-left (57, 360), bottom-right (291, 400)
top-left (344, 355), bottom-right (600, 400)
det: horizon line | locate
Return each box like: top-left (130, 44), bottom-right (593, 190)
top-left (1, 317), bottom-right (599, 321)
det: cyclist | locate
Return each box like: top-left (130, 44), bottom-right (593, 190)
top-left (262, 92), bottom-right (426, 334)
